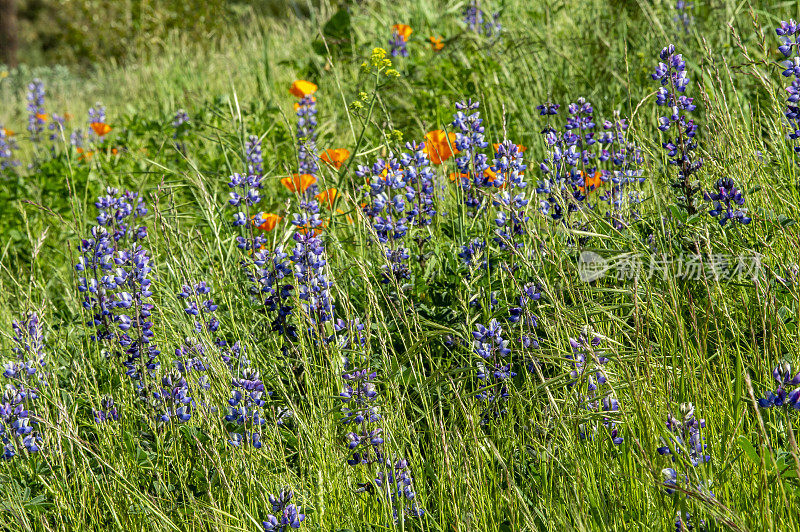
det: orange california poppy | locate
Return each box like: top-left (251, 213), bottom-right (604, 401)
top-left (315, 188), bottom-right (338, 208)
top-left (64, 112), bottom-right (73, 121)
top-left (577, 171), bottom-right (605, 194)
top-left (1, 128), bottom-right (13, 137)
top-left (492, 143), bottom-right (527, 153)
top-left (91, 122), bottom-right (112, 137)
top-left (111, 147), bottom-right (119, 155)
top-left (392, 24), bottom-right (413, 41)
top-left (448, 172), bottom-right (469, 182)
top-left (253, 212), bottom-right (283, 231)
top-left (423, 130), bottom-right (458, 165)
top-left (429, 36), bottom-right (444, 51)
top-left (76, 147), bottom-right (94, 161)
top-left (289, 80), bottom-right (318, 98)
top-left (319, 149), bottom-right (350, 169)
top-left (281, 173), bottom-right (317, 193)
top-left (35, 113), bottom-right (49, 122)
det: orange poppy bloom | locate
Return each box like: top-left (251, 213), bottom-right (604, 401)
top-left (392, 24), bottom-right (413, 41)
top-left (35, 113), bottom-right (49, 122)
top-left (64, 112), bottom-right (73, 121)
top-left (315, 188), bottom-right (338, 208)
top-left (1, 128), bottom-right (13, 137)
top-left (449, 172), bottom-right (469, 182)
top-left (429, 36), bottom-right (444, 51)
top-left (319, 149), bottom-right (350, 169)
top-left (281, 173), bottom-right (317, 193)
top-left (423, 130), bottom-right (458, 165)
top-left (289, 80), bottom-right (318, 98)
top-left (253, 212), bottom-right (283, 231)
top-left (392, 24), bottom-right (414, 41)
top-left (577, 171), bottom-right (605, 194)
top-left (111, 148), bottom-right (119, 155)
top-left (492, 143), bottom-right (527, 153)
top-left (91, 122), bottom-right (112, 137)
top-left (76, 147), bottom-right (94, 161)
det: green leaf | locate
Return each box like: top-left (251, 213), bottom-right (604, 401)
top-left (737, 435), bottom-right (760, 466)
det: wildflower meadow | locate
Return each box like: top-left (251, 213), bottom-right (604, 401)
top-left (2, 0), bottom-right (800, 530)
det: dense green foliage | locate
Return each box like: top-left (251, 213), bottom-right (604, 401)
top-left (1, 1), bottom-right (800, 530)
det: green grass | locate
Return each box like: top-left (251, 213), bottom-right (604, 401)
top-left (1, 0), bottom-right (800, 530)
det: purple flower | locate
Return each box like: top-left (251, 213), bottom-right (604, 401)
top-left (472, 319), bottom-right (514, 423)
top-left (758, 363), bottom-right (800, 409)
top-left (704, 177), bottom-right (751, 226)
top-left (26, 79), bottom-right (46, 143)
top-left (263, 489), bottom-right (305, 531)
top-left (463, 1), bottom-right (501, 38)
top-left (656, 402), bottom-right (710, 467)
top-left (0, 126), bottom-right (20, 173)
top-left (295, 95), bottom-right (318, 180)
top-left (651, 45), bottom-right (703, 214)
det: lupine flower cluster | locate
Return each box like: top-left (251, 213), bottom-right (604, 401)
top-left (458, 237), bottom-right (489, 271)
top-left (491, 141), bottom-right (530, 252)
top-left (291, 82), bottom-right (319, 180)
top-left (566, 328), bottom-right (623, 445)
top-left (339, 352), bottom-right (424, 520)
top-left (375, 458), bottom-right (425, 519)
top-left (358, 142), bottom-right (435, 285)
top-left (252, 246), bottom-right (297, 341)
top-left (472, 319), bottom-right (515, 424)
top-left (2, 313), bottom-right (46, 459)
top-left (389, 24), bottom-right (412, 58)
top-left (704, 177), bottom-right (751, 226)
top-left (115, 247), bottom-right (161, 388)
top-left (535, 98), bottom-right (644, 226)
top-left (673, 2), bottom-right (694, 35)
top-left (93, 395), bottom-right (119, 423)
top-left (777, 21), bottom-right (800, 156)
top-left (262, 489), bottom-right (305, 531)
top-left (597, 114), bottom-right (646, 228)
top-left (163, 333), bottom-right (217, 425)
top-left (76, 225), bottom-right (120, 343)
top-left (27, 79), bottom-right (46, 143)
top-left (228, 162), bottom-right (266, 252)
top-left (657, 402), bottom-right (710, 466)
top-left (172, 109), bottom-right (189, 130)
top-left (758, 363), bottom-right (800, 409)
top-left (0, 125), bottom-right (19, 172)
top-left (661, 465), bottom-right (714, 497)
top-left (172, 109), bottom-right (190, 153)
top-left (76, 188), bottom-right (149, 344)
top-left (651, 44), bottom-right (702, 214)
top-left (94, 187), bottom-right (148, 242)
top-left (341, 361), bottom-right (383, 467)
top-left (674, 511), bottom-right (704, 532)
top-left (178, 281), bottom-right (220, 336)
top-left (48, 113), bottom-right (66, 147)
top-left (462, 1), bottom-right (501, 38)
top-left (291, 201), bottom-right (334, 331)
top-left (451, 99), bottom-right (491, 212)
top-left (225, 350), bottom-right (270, 449)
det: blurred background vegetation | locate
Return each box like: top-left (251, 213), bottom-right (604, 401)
top-left (0, 0), bottom-right (317, 68)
